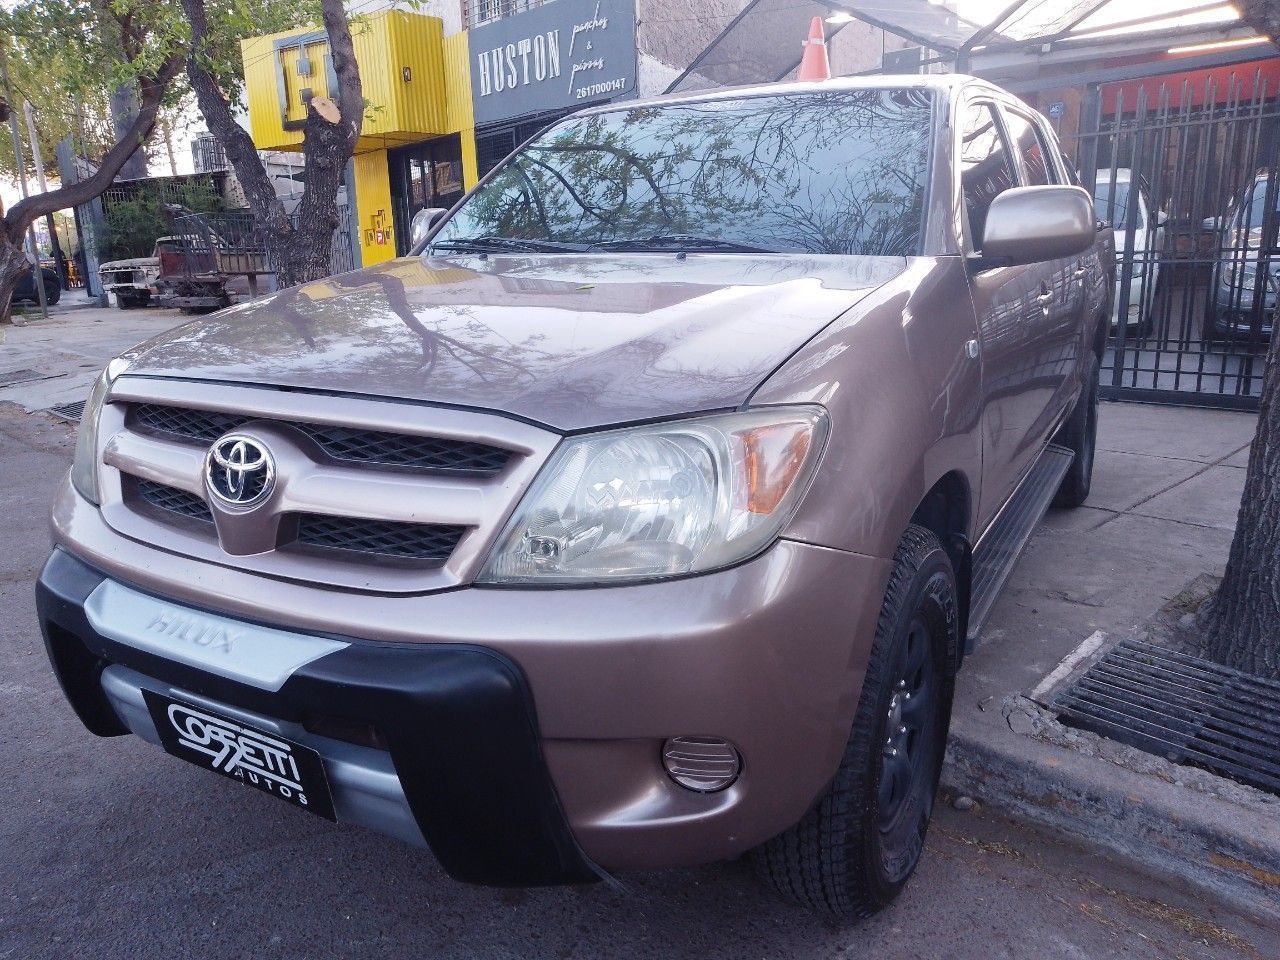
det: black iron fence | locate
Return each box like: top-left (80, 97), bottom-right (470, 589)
top-left (329, 205), bottom-right (355, 274)
top-left (1077, 68), bottom-right (1278, 409)
top-left (192, 136), bottom-right (231, 174)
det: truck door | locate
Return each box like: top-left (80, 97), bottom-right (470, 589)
top-left (959, 99), bottom-right (1051, 531)
top-left (1000, 106), bottom-right (1082, 433)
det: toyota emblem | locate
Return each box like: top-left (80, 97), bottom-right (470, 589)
top-left (205, 435), bottom-right (275, 507)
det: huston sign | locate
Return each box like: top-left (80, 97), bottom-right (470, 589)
top-left (470, 0), bottom-right (637, 125)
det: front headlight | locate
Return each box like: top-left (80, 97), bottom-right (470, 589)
top-left (479, 406), bottom-right (828, 584)
top-left (70, 357), bottom-right (130, 505)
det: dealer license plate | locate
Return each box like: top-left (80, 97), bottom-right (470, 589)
top-left (143, 690), bottom-right (336, 821)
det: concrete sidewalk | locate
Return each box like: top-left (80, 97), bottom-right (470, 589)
top-left (0, 305), bottom-right (187, 412)
top-left (946, 400), bottom-right (1280, 920)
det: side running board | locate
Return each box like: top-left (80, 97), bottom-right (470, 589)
top-left (966, 443), bottom-right (1074, 652)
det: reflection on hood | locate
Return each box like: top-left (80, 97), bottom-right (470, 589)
top-left (126, 253), bottom-right (907, 430)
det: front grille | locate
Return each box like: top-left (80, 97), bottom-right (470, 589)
top-left (295, 514), bottom-right (465, 562)
top-left (135, 478), bottom-right (214, 523)
top-left (131, 403), bottom-right (512, 476)
top-left (130, 477), bottom-right (463, 565)
top-left (134, 404), bottom-right (244, 443)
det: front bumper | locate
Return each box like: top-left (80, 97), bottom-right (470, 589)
top-left (45, 478), bottom-right (890, 875)
top-left (1208, 286), bottom-right (1275, 337)
top-left (1110, 274), bottom-right (1151, 326)
top-left (38, 548), bottom-right (596, 887)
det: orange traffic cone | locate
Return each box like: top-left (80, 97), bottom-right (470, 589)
top-left (797, 16), bottom-right (831, 82)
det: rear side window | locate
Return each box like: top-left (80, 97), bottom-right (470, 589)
top-left (959, 102), bottom-right (1017, 249)
top-left (1003, 110), bottom-right (1059, 187)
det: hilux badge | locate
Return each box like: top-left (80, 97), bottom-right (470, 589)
top-left (206, 434), bottom-right (275, 507)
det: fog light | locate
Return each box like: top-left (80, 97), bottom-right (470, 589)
top-left (662, 737), bottom-right (741, 792)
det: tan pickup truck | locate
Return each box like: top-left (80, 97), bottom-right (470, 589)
top-left (38, 75), bottom-right (1110, 920)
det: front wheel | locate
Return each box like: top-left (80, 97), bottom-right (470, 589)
top-left (753, 525), bottom-right (957, 921)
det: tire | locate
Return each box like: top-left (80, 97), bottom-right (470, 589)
top-left (753, 524), bottom-right (958, 921)
top-left (1053, 355), bottom-right (1099, 508)
top-left (43, 280), bottom-right (60, 305)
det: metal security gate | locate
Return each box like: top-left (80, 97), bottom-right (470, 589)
top-left (1077, 68), bottom-right (1278, 409)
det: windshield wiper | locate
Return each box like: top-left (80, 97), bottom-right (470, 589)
top-left (430, 236), bottom-right (588, 253)
top-left (592, 234), bottom-right (778, 254)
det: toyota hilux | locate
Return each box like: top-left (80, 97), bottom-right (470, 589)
top-left (36, 75), bottom-right (1110, 920)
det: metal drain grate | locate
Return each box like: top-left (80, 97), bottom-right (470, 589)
top-left (1054, 638), bottom-right (1280, 795)
top-left (48, 400), bottom-right (87, 423)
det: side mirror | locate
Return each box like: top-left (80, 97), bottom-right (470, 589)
top-left (980, 186), bottom-right (1096, 265)
top-left (1157, 211), bottom-right (1169, 228)
top-left (410, 207), bottom-right (448, 251)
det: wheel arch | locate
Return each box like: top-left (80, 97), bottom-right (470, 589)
top-left (1091, 307), bottom-right (1108, 362)
top-left (908, 470), bottom-right (972, 673)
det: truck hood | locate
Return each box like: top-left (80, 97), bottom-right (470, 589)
top-left (100, 256), bottom-right (160, 271)
top-left (124, 253), bottom-right (906, 430)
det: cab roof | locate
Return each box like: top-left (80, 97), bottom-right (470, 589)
top-left (573, 74), bottom-right (990, 118)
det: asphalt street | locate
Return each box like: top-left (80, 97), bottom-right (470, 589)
top-left (1, 360), bottom-right (1277, 958)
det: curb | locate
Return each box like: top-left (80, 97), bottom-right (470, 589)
top-left (941, 702), bottom-right (1280, 923)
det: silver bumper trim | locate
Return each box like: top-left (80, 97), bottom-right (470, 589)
top-left (84, 579), bottom-right (348, 691)
top-left (100, 664), bottom-right (427, 848)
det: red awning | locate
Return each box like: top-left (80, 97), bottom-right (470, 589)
top-left (1101, 53), bottom-right (1280, 112)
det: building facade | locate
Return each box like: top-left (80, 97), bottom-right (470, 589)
top-left (240, 0), bottom-right (911, 269)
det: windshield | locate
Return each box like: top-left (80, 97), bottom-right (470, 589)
top-left (1092, 182), bottom-right (1143, 230)
top-left (429, 89), bottom-right (934, 257)
top-left (1237, 181), bottom-right (1280, 232)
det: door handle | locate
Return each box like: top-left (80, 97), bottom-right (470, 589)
top-left (965, 338), bottom-right (980, 360)
top-left (1073, 264), bottom-right (1087, 279)
top-left (1036, 285), bottom-right (1053, 318)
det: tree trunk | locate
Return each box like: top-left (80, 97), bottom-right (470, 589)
top-left (1202, 326), bottom-right (1280, 679)
top-left (183, 0), bottom-right (362, 290)
top-left (1236, 0), bottom-right (1280, 42)
top-left (0, 240), bottom-right (31, 322)
top-left (109, 84), bottom-right (150, 181)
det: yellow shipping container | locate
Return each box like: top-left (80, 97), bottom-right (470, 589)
top-left (240, 10), bottom-right (476, 268)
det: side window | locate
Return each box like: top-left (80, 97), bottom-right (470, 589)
top-left (1003, 109), bottom-right (1059, 187)
top-left (959, 102), bottom-right (1017, 250)
top-left (1059, 151), bottom-right (1080, 186)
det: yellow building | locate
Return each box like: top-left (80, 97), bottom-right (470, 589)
top-left (241, 0), bottom-right (642, 268)
top-left (241, 10), bottom-right (478, 267)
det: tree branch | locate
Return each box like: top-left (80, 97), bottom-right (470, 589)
top-left (1236, 0), bottom-right (1280, 43)
top-left (320, 0), bottom-right (362, 152)
top-left (2, 53), bottom-right (183, 241)
top-left (181, 0), bottom-right (290, 235)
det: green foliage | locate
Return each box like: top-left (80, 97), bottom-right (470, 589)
top-left (0, 37), bottom-right (117, 184)
top-left (6, 1), bottom-right (183, 101)
top-left (99, 180), bottom-right (223, 260)
top-left (189, 0), bottom-right (324, 103)
top-left (0, 0), bottom-right (320, 177)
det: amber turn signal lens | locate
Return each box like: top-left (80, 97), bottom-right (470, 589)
top-left (737, 421), bottom-right (815, 514)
